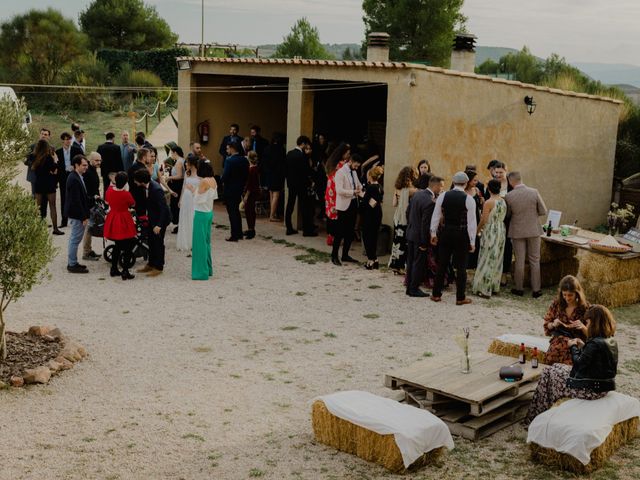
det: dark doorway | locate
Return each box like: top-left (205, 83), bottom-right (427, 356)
top-left (311, 80), bottom-right (388, 152)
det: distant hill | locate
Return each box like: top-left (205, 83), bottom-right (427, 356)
top-left (572, 62), bottom-right (640, 89)
top-left (257, 43), bottom-right (361, 59)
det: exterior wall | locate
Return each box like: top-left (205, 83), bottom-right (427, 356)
top-left (409, 72), bottom-right (621, 227)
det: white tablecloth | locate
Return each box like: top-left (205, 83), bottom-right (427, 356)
top-left (527, 391), bottom-right (640, 464)
top-left (317, 390), bottom-right (454, 468)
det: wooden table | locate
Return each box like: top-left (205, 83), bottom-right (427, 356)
top-left (542, 232), bottom-right (640, 259)
top-left (385, 352), bottom-right (541, 440)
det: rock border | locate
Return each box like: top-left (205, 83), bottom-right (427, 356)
top-left (1, 326), bottom-right (87, 388)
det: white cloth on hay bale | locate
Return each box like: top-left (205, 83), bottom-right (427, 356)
top-left (495, 334), bottom-right (550, 352)
top-left (527, 391), bottom-right (640, 465)
top-left (317, 390), bottom-right (454, 468)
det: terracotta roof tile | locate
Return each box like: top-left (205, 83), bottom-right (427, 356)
top-left (177, 57), bottom-right (623, 104)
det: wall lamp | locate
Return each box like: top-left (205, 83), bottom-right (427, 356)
top-left (177, 59), bottom-right (192, 71)
top-left (524, 95), bottom-right (536, 115)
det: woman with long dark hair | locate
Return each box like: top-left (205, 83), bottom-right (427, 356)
top-left (388, 166), bottom-right (418, 274)
top-left (30, 139), bottom-right (63, 235)
top-left (191, 161), bottom-right (218, 280)
top-left (525, 305), bottom-right (617, 424)
top-left (324, 142), bottom-right (351, 246)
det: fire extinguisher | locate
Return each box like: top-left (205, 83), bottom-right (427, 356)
top-left (197, 120), bottom-right (210, 145)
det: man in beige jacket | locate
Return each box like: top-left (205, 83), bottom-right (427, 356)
top-left (505, 171), bottom-right (548, 297)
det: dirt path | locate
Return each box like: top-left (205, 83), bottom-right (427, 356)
top-left (1, 207), bottom-right (639, 479)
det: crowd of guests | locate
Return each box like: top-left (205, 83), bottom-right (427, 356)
top-left (24, 124), bottom-right (218, 281)
top-left (524, 276), bottom-right (618, 425)
top-left (388, 160), bottom-right (548, 305)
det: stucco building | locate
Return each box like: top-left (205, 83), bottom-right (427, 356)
top-left (177, 41), bottom-right (621, 228)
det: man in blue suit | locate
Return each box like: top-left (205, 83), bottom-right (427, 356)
top-left (221, 141), bottom-right (249, 241)
top-left (218, 123), bottom-right (243, 165)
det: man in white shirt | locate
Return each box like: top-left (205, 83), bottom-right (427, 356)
top-left (430, 171), bottom-right (477, 305)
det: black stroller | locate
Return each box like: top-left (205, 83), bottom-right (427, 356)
top-left (98, 199), bottom-right (150, 269)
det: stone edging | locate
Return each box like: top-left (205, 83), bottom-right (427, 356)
top-left (3, 326), bottom-right (88, 388)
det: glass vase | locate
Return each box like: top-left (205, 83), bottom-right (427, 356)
top-left (461, 352), bottom-right (471, 374)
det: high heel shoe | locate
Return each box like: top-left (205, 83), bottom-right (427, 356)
top-left (365, 261), bottom-right (374, 270)
top-left (121, 270), bottom-right (135, 280)
top-left (373, 260), bottom-right (379, 270)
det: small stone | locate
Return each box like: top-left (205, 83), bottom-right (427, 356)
top-left (10, 376), bottom-right (25, 387)
top-left (77, 346), bottom-right (87, 358)
top-left (23, 366), bottom-right (52, 384)
top-left (28, 326), bottom-right (49, 336)
top-left (54, 356), bottom-right (73, 370)
top-left (60, 346), bottom-right (81, 362)
top-left (47, 360), bottom-right (62, 372)
top-left (47, 328), bottom-right (63, 340)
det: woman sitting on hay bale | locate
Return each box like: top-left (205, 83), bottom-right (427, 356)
top-left (543, 276), bottom-right (590, 364)
top-left (525, 305), bottom-right (618, 425)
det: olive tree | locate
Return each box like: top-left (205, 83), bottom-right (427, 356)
top-left (0, 98), bottom-right (55, 360)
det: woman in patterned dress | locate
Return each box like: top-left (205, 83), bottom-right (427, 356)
top-left (388, 166), bottom-right (417, 274)
top-left (543, 275), bottom-right (590, 365)
top-left (324, 143), bottom-right (351, 246)
top-left (525, 305), bottom-right (617, 425)
top-left (472, 179), bottom-right (506, 298)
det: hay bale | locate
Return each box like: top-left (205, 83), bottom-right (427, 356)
top-left (578, 250), bottom-right (640, 283)
top-left (487, 339), bottom-right (549, 365)
top-left (311, 400), bottom-right (444, 473)
top-left (581, 277), bottom-right (640, 308)
top-left (513, 257), bottom-right (579, 288)
top-left (529, 417), bottom-right (639, 474)
top-left (540, 241), bottom-right (577, 264)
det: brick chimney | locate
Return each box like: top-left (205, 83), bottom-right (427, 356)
top-left (367, 32), bottom-right (390, 62)
top-left (450, 33), bottom-right (477, 72)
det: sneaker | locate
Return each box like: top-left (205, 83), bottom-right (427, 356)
top-left (67, 264), bottom-right (88, 274)
top-left (82, 253), bottom-right (100, 261)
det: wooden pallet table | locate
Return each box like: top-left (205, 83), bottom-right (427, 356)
top-left (385, 352), bottom-right (542, 440)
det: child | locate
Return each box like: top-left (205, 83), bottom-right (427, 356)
top-left (243, 150), bottom-right (260, 239)
top-left (361, 166), bottom-right (384, 269)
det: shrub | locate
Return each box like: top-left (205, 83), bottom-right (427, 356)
top-left (119, 69), bottom-right (163, 89)
top-left (97, 47), bottom-right (189, 86)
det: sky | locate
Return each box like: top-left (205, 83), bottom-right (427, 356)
top-left (1, 0), bottom-right (638, 66)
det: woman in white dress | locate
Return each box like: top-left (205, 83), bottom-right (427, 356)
top-left (176, 156), bottom-right (200, 251)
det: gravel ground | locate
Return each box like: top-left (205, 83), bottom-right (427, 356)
top-left (1, 205), bottom-right (639, 480)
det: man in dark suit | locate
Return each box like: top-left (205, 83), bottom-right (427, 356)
top-left (72, 129), bottom-right (85, 152)
top-left (56, 131), bottom-right (83, 227)
top-left (218, 123), bottom-right (243, 164)
top-left (284, 135), bottom-right (315, 236)
top-left (133, 169), bottom-right (170, 277)
top-left (64, 154), bottom-right (90, 273)
top-left (405, 176), bottom-right (443, 297)
top-left (221, 141), bottom-right (249, 241)
top-left (82, 152), bottom-right (103, 261)
top-left (128, 148), bottom-right (150, 217)
top-left (98, 132), bottom-right (124, 194)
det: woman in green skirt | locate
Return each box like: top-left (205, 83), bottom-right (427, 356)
top-left (190, 161), bottom-right (217, 280)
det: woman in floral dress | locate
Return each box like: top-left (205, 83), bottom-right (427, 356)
top-left (472, 179), bottom-right (506, 298)
top-left (543, 275), bottom-right (590, 365)
top-left (388, 166), bottom-right (417, 274)
top-left (324, 143), bottom-right (350, 246)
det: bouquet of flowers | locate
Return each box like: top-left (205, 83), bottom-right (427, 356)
top-left (607, 203), bottom-right (635, 235)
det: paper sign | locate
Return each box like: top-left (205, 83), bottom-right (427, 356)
top-left (546, 210), bottom-right (562, 229)
top-left (622, 228), bottom-right (640, 244)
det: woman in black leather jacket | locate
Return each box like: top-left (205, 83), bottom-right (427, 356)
top-left (525, 305), bottom-right (617, 424)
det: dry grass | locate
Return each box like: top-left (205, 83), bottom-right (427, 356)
top-left (529, 417), bottom-right (639, 474)
top-left (488, 339), bottom-right (548, 364)
top-left (311, 400), bottom-right (444, 473)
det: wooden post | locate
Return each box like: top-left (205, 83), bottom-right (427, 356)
top-left (145, 111), bottom-right (148, 135)
top-left (127, 111), bottom-right (137, 140)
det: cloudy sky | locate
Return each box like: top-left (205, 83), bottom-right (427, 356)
top-left (2, 0), bottom-right (638, 65)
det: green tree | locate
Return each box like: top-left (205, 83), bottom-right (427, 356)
top-left (79, 0), bottom-right (178, 51)
top-left (475, 58), bottom-right (499, 75)
top-left (273, 18), bottom-right (334, 59)
top-left (0, 99), bottom-right (54, 360)
top-left (0, 9), bottom-right (87, 84)
top-left (342, 47), bottom-right (354, 60)
top-left (362, 0), bottom-right (466, 66)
